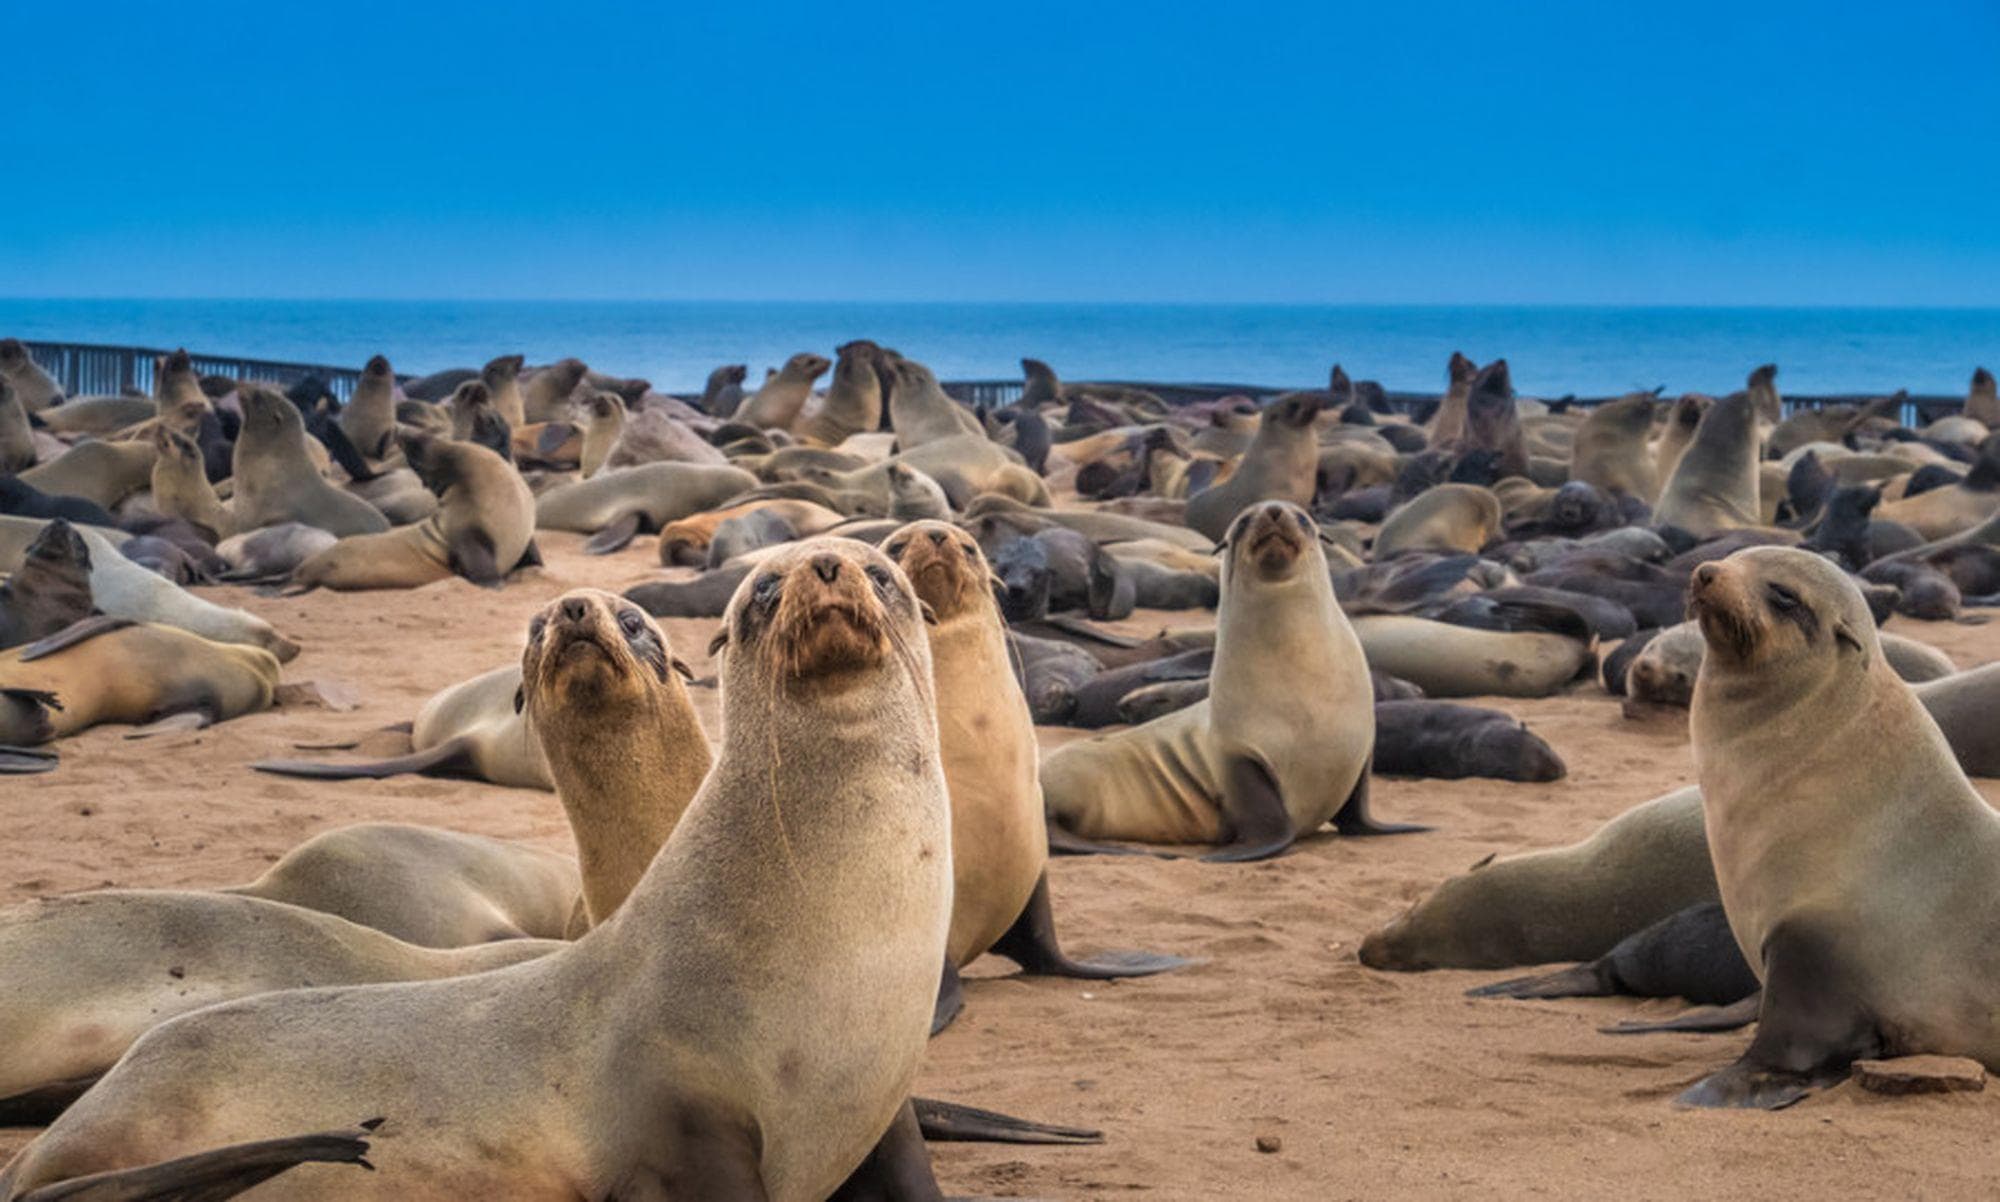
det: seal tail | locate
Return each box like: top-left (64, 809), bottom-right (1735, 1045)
top-left (251, 735), bottom-right (476, 782)
top-left (14, 1121), bottom-right (379, 1202)
top-left (911, 1097), bottom-right (1101, 1145)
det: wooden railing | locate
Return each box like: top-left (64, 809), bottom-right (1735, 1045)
top-left (20, 341), bottom-right (1959, 425)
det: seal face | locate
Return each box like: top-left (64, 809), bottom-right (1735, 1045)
top-left (725, 539), bottom-right (927, 686)
top-left (522, 589), bottom-right (679, 713)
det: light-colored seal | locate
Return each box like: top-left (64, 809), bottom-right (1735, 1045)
top-left (1964, 367), bottom-right (1999, 428)
top-left (523, 358), bottom-right (592, 424)
top-left (533, 460), bottom-right (758, 554)
top-left (884, 521), bottom-right (1186, 1026)
top-left (339, 354), bottom-right (398, 458)
top-left (794, 339), bottom-right (883, 446)
top-left (0, 619), bottom-right (279, 744)
top-left (231, 385), bottom-right (391, 537)
top-left (738, 351), bottom-right (831, 430)
top-left (1371, 483), bottom-right (1502, 558)
top-left (886, 353), bottom-right (986, 446)
top-left (0, 378), bottom-right (35, 471)
top-left (0, 338), bottom-right (63, 411)
top-left (291, 433), bottom-right (536, 590)
top-left (1043, 501), bottom-right (1413, 859)
top-left (1569, 394), bottom-right (1662, 502)
top-left (0, 515), bottom-right (298, 660)
top-left (1348, 610), bottom-right (1595, 698)
top-left (0, 537), bottom-right (955, 1202)
top-left (1678, 546), bottom-right (2000, 1107)
top-left (1426, 351), bottom-right (1479, 447)
top-left (1652, 392), bottom-right (1761, 537)
top-left (518, 588), bottom-right (710, 928)
top-left (1182, 391), bottom-right (1323, 542)
top-left (149, 423), bottom-right (234, 536)
top-left (574, 390), bottom-right (624, 476)
top-left (18, 440), bottom-right (157, 511)
top-left (225, 824), bottom-right (582, 948)
top-left (256, 663), bottom-right (552, 789)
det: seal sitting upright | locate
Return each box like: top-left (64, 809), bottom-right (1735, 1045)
top-left (1042, 500), bottom-right (1421, 860)
top-left (1678, 546), bottom-right (2000, 1108)
top-left (0, 537), bottom-right (957, 1201)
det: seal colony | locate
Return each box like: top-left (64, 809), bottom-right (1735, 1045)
top-left (5, 338), bottom-right (2000, 1196)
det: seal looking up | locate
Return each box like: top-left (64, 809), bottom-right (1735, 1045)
top-left (1680, 546), bottom-right (2000, 1108)
top-left (0, 537), bottom-right (957, 1201)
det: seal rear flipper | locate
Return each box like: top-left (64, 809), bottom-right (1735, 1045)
top-left (0, 1073), bottom-right (97, 1125)
top-left (1044, 821), bottom-right (1176, 859)
top-left (911, 1098), bottom-right (1102, 1145)
top-left (14, 1121), bottom-right (379, 1202)
top-left (447, 529), bottom-right (504, 588)
top-left (253, 734), bottom-right (477, 781)
top-left (989, 871), bottom-right (1191, 979)
top-left (1604, 993), bottom-right (1761, 1036)
top-left (1467, 961), bottom-right (1615, 1000)
top-left (582, 513), bottom-right (644, 556)
top-left (1676, 923), bottom-right (1881, 1109)
top-left (1202, 754), bottom-right (1298, 862)
top-left (830, 1099), bottom-right (943, 1202)
top-left (0, 744), bottom-right (59, 774)
top-left (1332, 759), bottom-right (1429, 836)
top-left (513, 538), bottom-right (545, 570)
top-left (17, 616), bottom-right (136, 662)
top-left (124, 707), bottom-right (215, 738)
top-left (931, 958), bottom-right (965, 1036)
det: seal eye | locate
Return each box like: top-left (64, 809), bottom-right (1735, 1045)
top-left (618, 609), bottom-right (645, 636)
top-left (752, 574), bottom-right (781, 607)
top-left (1293, 511), bottom-right (1311, 531)
top-left (885, 540), bottom-right (908, 558)
top-left (959, 541), bottom-right (978, 560)
top-left (1767, 583), bottom-right (1801, 612)
top-left (865, 564), bottom-right (896, 594)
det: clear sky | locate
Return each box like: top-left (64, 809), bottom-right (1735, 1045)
top-left (7, 0), bottom-right (1996, 305)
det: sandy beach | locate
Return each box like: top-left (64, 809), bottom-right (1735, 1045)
top-left (4, 532), bottom-right (1996, 1198)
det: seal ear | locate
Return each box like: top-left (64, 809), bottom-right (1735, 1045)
top-left (513, 685), bottom-right (525, 714)
top-left (1834, 622), bottom-right (1864, 655)
top-left (920, 601), bottom-right (939, 626)
top-left (670, 657), bottom-right (696, 681)
top-left (707, 628), bottom-right (729, 657)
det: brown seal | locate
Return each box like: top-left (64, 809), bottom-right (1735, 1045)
top-left (0, 618), bottom-right (280, 745)
top-left (1183, 392), bottom-right (1323, 542)
top-left (230, 385), bottom-right (390, 536)
top-left (339, 354), bottom-right (398, 458)
top-left (737, 351), bottom-right (831, 430)
top-left (0, 518), bottom-right (94, 653)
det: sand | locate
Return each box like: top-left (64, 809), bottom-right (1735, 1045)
top-left (5, 532), bottom-right (1998, 1198)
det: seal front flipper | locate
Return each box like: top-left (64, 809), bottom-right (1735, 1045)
top-left (13, 1121), bottom-right (379, 1202)
top-left (830, 1099), bottom-right (944, 1202)
top-left (1332, 760), bottom-right (1429, 836)
top-left (1202, 754), bottom-right (1297, 862)
top-left (1677, 923), bottom-right (1880, 1109)
top-left (583, 512), bottom-right (643, 555)
top-left (253, 733), bottom-right (479, 781)
top-left (912, 1097), bottom-right (1102, 1145)
top-left (0, 1073), bottom-right (97, 1125)
top-left (931, 958), bottom-right (965, 1035)
top-left (0, 744), bottom-right (59, 774)
top-left (16, 615), bottom-right (136, 662)
top-left (124, 707), bottom-right (215, 738)
top-left (989, 871), bottom-right (1191, 979)
top-left (1604, 993), bottom-right (1761, 1036)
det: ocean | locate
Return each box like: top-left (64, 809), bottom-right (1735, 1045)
top-left (1, 299), bottom-right (1995, 399)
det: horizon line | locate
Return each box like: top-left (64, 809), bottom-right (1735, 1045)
top-left (5, 296), bottom-right (2000, 313)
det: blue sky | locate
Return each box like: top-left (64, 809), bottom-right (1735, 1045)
top-left (6, 1), bottom-right (1996, 304)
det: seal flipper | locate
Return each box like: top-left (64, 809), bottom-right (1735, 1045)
top-left (1472, 902), bottom-right (1757, 1005)
top-left (1677, 922), bottom-right (1880, 1109)
top-left (1202, 754), bottom-right (1297, 862)
top-left (1604, 993), bottom-right (1761, 1035)
top-left (830, 1099), bottom-right (944, 1202)
top-left (253, 734), bottom-right (480, 782)
top-left (17, 615), bottom-right (136, 662)
top-left (988, 871), bottom-right (1191, 979)
top-left (1045, 821), bottom-right (1176, 858)
top-left (513, 538), bottom-right (544, 570)
top-left (0, 744), bottom-right (59, 774)
top-left (1332, 759), bottom-right (1429, 836)
top-left (1468, 960), bottom-right (1615, 1000)
top-left (911, 1098), bottom-right (1102, 1145)
top-left (447, 528), bottom-right (504, 588)
top-left (0, 1073), bottom-right (97, 1125)
top-left (14, 1121), bottom-right (378, 1202)
top-left (931, 958), bottom-right (964, 1035)
top-left (583, 513), bottom-right (644, 556)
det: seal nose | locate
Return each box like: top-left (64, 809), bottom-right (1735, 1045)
top-left (812, 554), bottom-right (842, 583)
top-left (1693, 563), bottom-right (1721, 590)
top-left (927, 529), bottom-right (948, 546)
top-left (561, 597), bottom-right (588, 622)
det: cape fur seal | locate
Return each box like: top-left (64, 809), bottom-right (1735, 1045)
top-left (18, 440), bottom-right (157, 511)
top-left (737, 351), bottom-right (831, 430)
top-left (339, 354), bottom-right (397, 458)
top-left (0, 519), bottom-right (94, 653)
top-left (883, 522), bottom-right (1186, 1027)
top-left (291, 433), bottom-right (536, 590)
top-left (1652, 392), bottom-right (1761, 537)
top-left (0, 537), bottom-right (960, 1201)
top-left (533, 460), bottom-right (758, 554)
top-left (1568, 394), bottom-right (1661, 502)
top-left (0, 338), bottom-right (63, 411)
top-left (256, 663), bottom-right (552, 790)
top-left (231, 385), bottom-right (390, 537)
top-left (0, 379), bottom-right (34, 472)
top-left (0, 618), bottom-right (280, 744)
top-left (519, 589), bottom-right (709, 928)
top-left (1043, 501), bottom-right (1416, 859)
top-left (1347, 607), bottom-right (1595, 699)
top-left (1183, 392), bottom-right (1323, 542)
top-left (885, 353), bottom-right (985, 446)
top-left (793, 339), bottom-right (884, 446)
top-left (1371, 483), bottom-right (1502, 558)
top-left (0, 516), bottom-right (299, 660)
top-left (1678, 546), bottom-right (2000, 1108)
